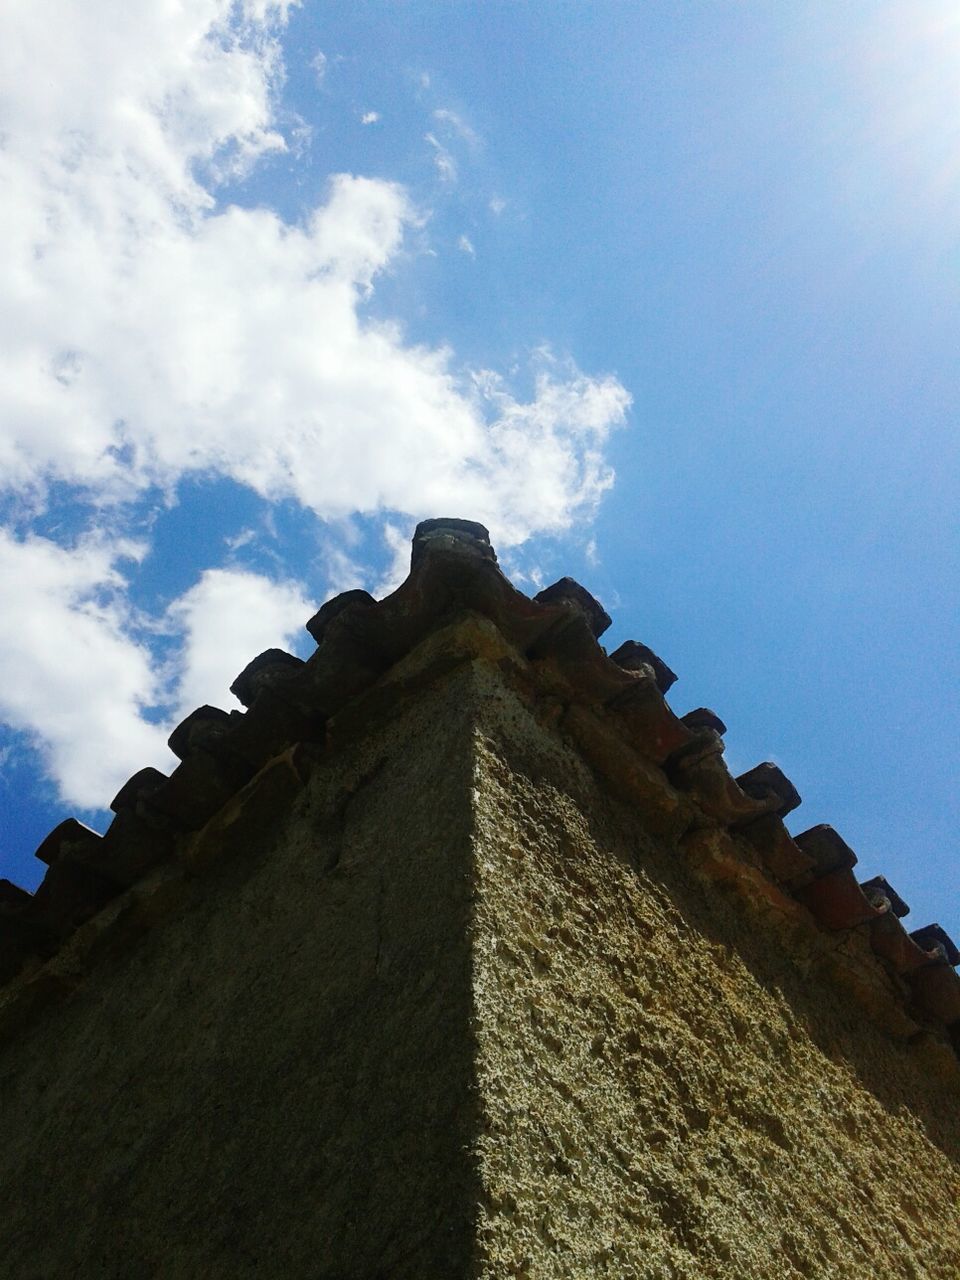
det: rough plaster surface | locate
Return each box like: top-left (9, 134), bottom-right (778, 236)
top-left (0, 671), bottom-right (481, 1279)
top-left (470, 664), bottom-right (960, 1278)
top-left (0, 646), bottom-right (958, 1278)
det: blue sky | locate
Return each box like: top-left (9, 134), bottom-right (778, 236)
top-left (1, 2), bottom-right (957, 942)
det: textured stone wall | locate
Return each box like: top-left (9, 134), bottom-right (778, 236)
top-left (470, 663), bottom-right (960, 1278)
top-left (0, 669), bottom-right (481, 1279)
top-left (1, 636), bottom-right (958, 1279)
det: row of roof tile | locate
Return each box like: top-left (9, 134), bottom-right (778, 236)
top-left (1, 517), bottom-right (957, 1059)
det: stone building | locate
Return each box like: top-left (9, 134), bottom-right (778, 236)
top-left (0, 518), bottom-right (958, 1278)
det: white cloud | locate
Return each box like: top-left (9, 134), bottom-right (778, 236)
top-left (361, 111), bottom-right (380, 125)
top-left (168, 568), bottom-right (313, 718)
top-left (0, 531), bottom-right (172, 808)
top-left (243, 1), bottom-right (299, 20)
top-left (458, 234), bottom-right (476, 256)
top-left (311, 49), bottom-right (328, 82)
top-left (315, 542), bottom-right (369, 597)
top-left (224, 527), bottom-right (259, 552)
top-left (0, 0), bottom-right (632, 808)
top-left (0, 529), bottom-right (316, 808)
top-left (433, 107), bottom-right (480, 149)
top-left (490, 196), bottom-right (507, 216)
top-left (465, 357), bottom-right (629, 545)
top-left (0, 0), bottom-right (628, 543)
top-left (424, 131), bottom-right (457, 183)
top-left (376, 522), bottom-right (415, 598)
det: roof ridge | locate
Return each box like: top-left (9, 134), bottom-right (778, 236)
top-left (1, 518), bottom-right (957, 1069)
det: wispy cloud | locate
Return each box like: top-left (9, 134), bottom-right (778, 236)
top-left (458, 234), bottom-right (476, 256)
top-left (361, 110), bottom-right (380, 125)
top-left (224, 528), bottom-right (259, 552)
top-left (425, 131), bottom-right (457, 183)
top-left (433, 107), bottom-right (481, 149)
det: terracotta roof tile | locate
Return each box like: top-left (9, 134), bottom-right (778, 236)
top-left (534, 577), bottom-right (612, 639)
top-left (794, 868), bottom-right (883, 931)
top-left (680, 707), bottom-right (727, 735)
top-left (410, 516), bottom-right (497, 571)
top-left (609, 640), bottom-right (678, 694)
top-left (736, 814), bottom-right (817, 888)
top-left (33, 818), bottom-right (102, 867)
top-left (229, 648), bottom-right (304, 709)
top-left (110, 767), bottom-right (169, 814)
top-left (860, 875), bottom-right (910, 919)
top-left (167, 705), bottom-right (233, 761)
top-left (868, 912), bottom-right (933, 975)
top-left (910, 924), bottom-right (960, 967)
top-left (305, 589), bottom-right (376, 646)
top-left (1, 516), bottom-right (957, 1070)
top-left (793, 824), bottom-right (857, 875)
top-left (735, 763), bottom-right (802, 819)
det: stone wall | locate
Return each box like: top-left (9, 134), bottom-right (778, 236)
top-left (469, 662), bottom-right (960, 1278)
top-left (1, 520), bottom-right (958, 1278)
top-left (0, 669), bottom-right (482, 1279)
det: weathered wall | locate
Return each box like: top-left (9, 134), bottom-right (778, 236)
top-left (0, 669), bottom-right (481, 1280)
top-left (470, 664), bottom-right (960, 1279)
top-left (1, 637), bottom-right (958, 1280)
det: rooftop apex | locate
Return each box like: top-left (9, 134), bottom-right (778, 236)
top-left (1, 518), bottom-right (958, 1072)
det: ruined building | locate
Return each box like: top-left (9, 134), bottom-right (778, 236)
top-left (0, 518), bottom-right (958, 1278)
